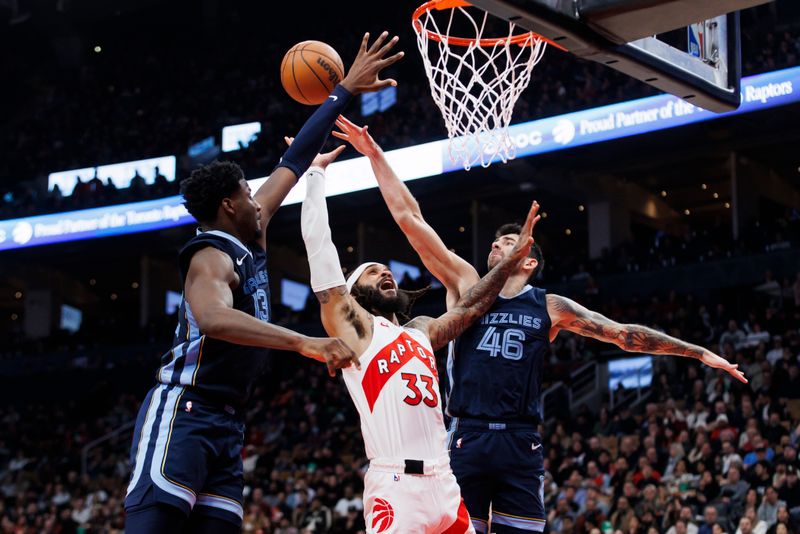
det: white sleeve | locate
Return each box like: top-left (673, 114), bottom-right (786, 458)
top-left (301, 166), bottom-right (346, 292)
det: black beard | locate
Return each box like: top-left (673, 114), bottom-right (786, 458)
top-left (351, 283), bottom-right (411, 317)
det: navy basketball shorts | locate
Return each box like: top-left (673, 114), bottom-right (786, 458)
top-left (124, 384), bottom-right (245, 526)
top-left (447, 419), bottom-right (546, 534)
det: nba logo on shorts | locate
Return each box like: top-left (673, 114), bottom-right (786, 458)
top-left (371, 498), bottom-right (394, 533)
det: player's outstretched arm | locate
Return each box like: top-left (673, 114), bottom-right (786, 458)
top-left (409, 201), bottom-right (540, 350)
top-left (184, 248), bottom-right (357, 377)
top-left (254, 32), bottom-right (403, 250)
top-left (546, 294), bottom-right (748, 384)
top-left (333, 115), bottom-right (479, 304)
top-left (300, 162), bottom-right (372, 359)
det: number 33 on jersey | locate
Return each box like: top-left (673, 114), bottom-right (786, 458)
top-left (341, 317), bottom-right (447, 461)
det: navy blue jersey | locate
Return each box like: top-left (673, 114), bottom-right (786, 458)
top-left (157, 229), bottom-right (271, 407)
top-left (446, 285), bottom-right (551, 423)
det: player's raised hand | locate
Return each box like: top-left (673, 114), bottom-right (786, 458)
top-left (332, 115), bottom-right (380, 158)
top-left (507, 200), bottom-right (541, 264)
top-left (299, 336), bottom-right (361, 377)
top-left (699, 349), bottom-right (748, 384)
top-left (284, 136), bottom-right (346, 170)
top-left (340, 32), bottom-right (403, 94)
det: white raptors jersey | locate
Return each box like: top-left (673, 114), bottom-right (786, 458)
top-left (342, 316), bottom-right (448, 461)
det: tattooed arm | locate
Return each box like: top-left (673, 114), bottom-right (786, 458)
top-left (408, 201), bottom-right (540, 350)
top-left (546, 294), bottom-right (747, 383)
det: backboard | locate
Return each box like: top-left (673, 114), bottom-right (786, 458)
top-left (467, 0), bottom-right (773, 112)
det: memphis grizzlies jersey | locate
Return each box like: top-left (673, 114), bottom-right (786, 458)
top-left (446, 285), bottom-right (551, 423)
top-left (156, 229), bottom-right (271, 407)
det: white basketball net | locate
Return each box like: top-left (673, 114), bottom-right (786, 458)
top-left (414, 4), bottom-right (547, 170)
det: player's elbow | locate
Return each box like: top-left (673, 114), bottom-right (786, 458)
top-left (194, 310), bottom-right (228, 338)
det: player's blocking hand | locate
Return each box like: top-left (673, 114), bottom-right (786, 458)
top-left (332, 116), bottom-right (380, 158)
top-left (340, 31), bottom-right (403, 94)
top-left (300, 336), bottom-right (361, 377)
top-left (700, 349), bottom-right (748, 384)
top-left (284, 136), bottom-right (346, 170)
top-left (508, 200), bottom-right (541, 264)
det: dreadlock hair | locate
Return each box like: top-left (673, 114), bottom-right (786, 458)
top-left (350, 284), bottom-right (430, 324)
top-left (180, 161), bottom-right (245, 224)
top-left (495, 222), bottom-right (544, 281)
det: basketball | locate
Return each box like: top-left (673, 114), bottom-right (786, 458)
top-left (280, 40), bottom-right (345, 105)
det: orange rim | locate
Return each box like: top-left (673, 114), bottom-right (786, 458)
top-left (412, 0), bottom-right (567, 51)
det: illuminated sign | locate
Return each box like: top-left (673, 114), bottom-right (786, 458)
top-left (48, 155), bottom-right (177, 196)
top-left (188, 136), bottom-right (215, 158)
top-left (0, 196), bottom-right (191, 252)
top-left (222, 122), bottom-right (262, 152)
top-left (4, 66), bottom-right (799, 252)
top-left (362, 86), bottom-right (398, 116)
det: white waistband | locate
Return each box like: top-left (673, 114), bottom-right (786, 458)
top-left (368, 455), bottom-right (452, 476)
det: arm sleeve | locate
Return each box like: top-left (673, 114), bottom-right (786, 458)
top-left (301, 167), bottom-right (346, 292)
top-left (275, 84), bottom-right (353, 178)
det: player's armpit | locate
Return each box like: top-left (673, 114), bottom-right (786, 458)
top-left (316, 285), bottom-right (373, 347)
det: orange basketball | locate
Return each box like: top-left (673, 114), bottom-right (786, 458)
top-left (280, 40), bottom-right (345, 105)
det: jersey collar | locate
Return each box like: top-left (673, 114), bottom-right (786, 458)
top-left (198, 228), bottom-right (253, 259)
top-left (499, 284), bottom-right (533, 300)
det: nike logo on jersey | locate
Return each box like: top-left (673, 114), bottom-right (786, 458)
top-left (329, 95), bottom-right (338, 101)
top-left (532, 442), bottom-right (542, 451)
top-left (236, 255), bottom-right (246, 266)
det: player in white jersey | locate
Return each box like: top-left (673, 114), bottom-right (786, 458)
top-left (298, 148), bottom-right (540, 533)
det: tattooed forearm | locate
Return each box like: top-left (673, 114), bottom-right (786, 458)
top-left (548, 294), bottom-right (706, 359)
top-left (428, 312), bottom-right (470, 351)
top-left (426, 255), bottom-right (519, 350)
top-left (613, 325), bottom-right (705, 358)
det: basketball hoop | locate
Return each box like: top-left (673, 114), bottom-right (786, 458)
top-left (412, 0), bottom-right (553, 170)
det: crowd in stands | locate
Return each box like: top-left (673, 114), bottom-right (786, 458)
top-left (557, 207), bottom-right (800, 284)
top-left (1, 4), bottom-right (798, 220)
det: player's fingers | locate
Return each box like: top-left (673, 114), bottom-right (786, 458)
top-left (284, 136), bottom-right (294, 146)
top-left (338, 115), bottom-right (357, 129)
top-left (360, 32), bottom-right (370, 53)
top-left (372, 78), bottom-right (398, 91)
top-left (331, 130), bottom-right (349, 141)
top-left (378, 51), bottom-right (405, 68)
top-left (530, 214), bottom-right (542, 232)
top-left (327, 359), bottom-right (336, 377)
top-left (335, 118), bottom-right (353, 133)
top-left (351, 352), bottom-right (361, 370)
top-left (368, 31), bottom-right (389, 54)
top-left (377, 35), bottom-right (399, 57)
top-left (522, 201), bottom-right (539, 234)
top-left (330, 145), bottom-right (346, 159)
